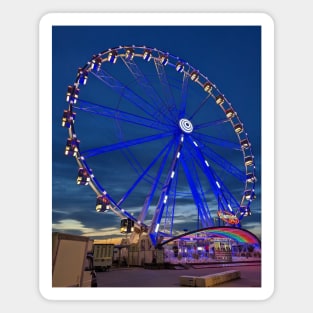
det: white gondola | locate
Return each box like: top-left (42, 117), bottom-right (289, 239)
top-left (64, 138), bottom-right (80, 157)
top-left (77, 67), bottom-right (88, 85)
top-left (91, 55), bottom-right (102, 71)
top-left (61, 110), bottom-right (76, 128)
top-left (190, 70), bottom-right (199, 81)
top-left (176, 62), bottom-right (184, 72)
top-left (216, 95), bottom-right (225, 105)
top-left (108, 50), bottom-right (118, 63)
top-left (244, 156), bottom-right (254, 166)
top-left (96, 195), bottom-right (110, 212)
top-left (66, 86), bottom-right (79, 104)
top-left (246, 172), bottom-right (256, 183)
top-left (225, 108), bottom-right (235, 118)
top-left (120, 218), bottom-right (134, 233)
top-left (203, 82), bottom-right (213, 93)
top-left (160, 54), bottom-right (168, 66)
top-left (240, 138), bottom-right (251, 149)
top-left (143, 49), bottom-right (152, 61)
top-left (234, 123), bottom-right (243, 133)
top-left (125, 48), bottom-right (135, 60)
top-left (77, 168), bottom-right (90, 185)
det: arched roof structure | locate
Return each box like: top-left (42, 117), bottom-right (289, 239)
top-left (160, 226), bottom-right (261, 247)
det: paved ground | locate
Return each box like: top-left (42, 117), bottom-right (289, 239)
top-left (95, 261), bottom-right (261, 288)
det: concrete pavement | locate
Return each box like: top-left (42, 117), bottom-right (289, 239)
top-left (95, 261), bottom-right (261, 288)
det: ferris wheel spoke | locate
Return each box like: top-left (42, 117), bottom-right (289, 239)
top-left (74, 99), bottom-right (174, 132)
top-left (193, 118), bottom-right (230, 130)
top-left (149, 135), bottom-right (185, 246)
top-left (156, 160), bottom-right (182, 237)
top-left (115, 128), bottom-right (174, 188)
top-left (139, 137), bottom-right (178, 223)
top-left (203, 150), bottom-right (246, 183)
top-left (205, 166), bottom-right (242, 218)
top-left (163, 163), bottom-right (179, 235)
top-left (178, 72), bottom-right (189, 118)
top-left (121, 57), bottom-right (176, 127)
top-left (214, 173), bottom-right (242, 215)
top-left (186, 137), bottom-right (235, 210)
top-left (192, 131), bottom-right (241, 150)
top-left (119, 147), bottom-right (151, 182)
top-left (188, 94), bottom-right (212, 121)
top-left (183, 152), bottom-right (211, 217)
top-left (91, 69), bottom-right (176, 128)
top-left (81, 131), bottom-right (173, 159)
top-left (190, 135), bottom-right (246, 183)
top-left (116, 138), bottom-right (175, 208)
top-left (187, 137), bottom-right (243, 219)
top-left (180, 153), bottom-right (213, 228)
top-left (153, 59), bottom-right (178, 119)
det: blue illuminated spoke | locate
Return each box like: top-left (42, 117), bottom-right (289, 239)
top-left (154, 59), bottom-right (177, 117)
top-left (193, 118), bottom-right (229, 130)
top-left (180, 153), bottom-right (213, 228)
top-left (164, 163), bottom-right (179, 235)
top-left (81, 131), bottom-right (173, 159)
top-left (139, 138), bottom-right (177, 223)
top-left (121, 57), bottom-right (176, 127)
top-left (91, 69), bottom-right (177, 128)
top-left (74, 99), bottom-right (174, 132)
top-left (191, 133), bottom-right (246, 182)
top-left (185, 136), bottom-right (241, 215)
top-left (188, 94), bottom-right (212, 121)
top-left (149, 135), bottom-right (184, 244)
top-left (116, 138), bottom-right (175, 208)
top-left (178, 72), bottom-right (189, 118)
top-left (192, 132), bottom-right (241, 150)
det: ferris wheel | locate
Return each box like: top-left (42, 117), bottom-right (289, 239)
top-left (61, 45), bottom-right (257, 247)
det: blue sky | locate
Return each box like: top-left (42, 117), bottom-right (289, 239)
top-left (52, 25), bottom-right (261, 242)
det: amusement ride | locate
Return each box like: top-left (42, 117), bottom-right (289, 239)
top-left (61, 45), bottom-right (257, 248)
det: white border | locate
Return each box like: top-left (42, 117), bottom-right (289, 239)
top-left (39, 12), bottom-right (274, 301)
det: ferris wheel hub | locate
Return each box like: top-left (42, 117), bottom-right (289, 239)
top-left (179, 118), bottom-right (193, 133)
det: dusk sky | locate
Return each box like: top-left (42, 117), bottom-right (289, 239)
top-left (52, 25), bottom-right (261, 242)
